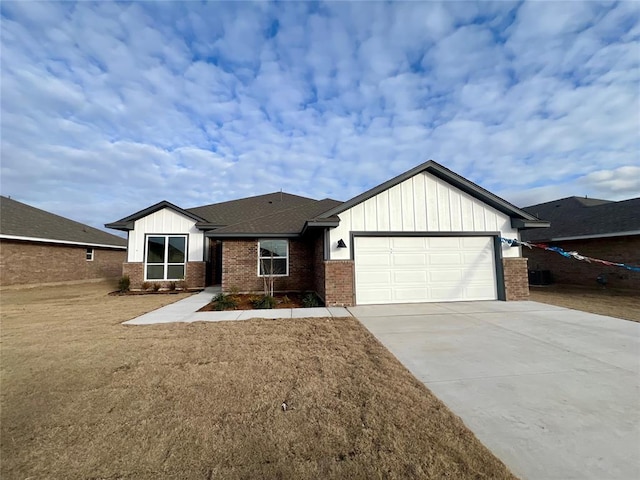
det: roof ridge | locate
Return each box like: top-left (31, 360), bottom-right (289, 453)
top-left (185, 191), bottom-right (313, 212)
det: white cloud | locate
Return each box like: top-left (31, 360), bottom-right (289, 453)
top-left (1, 1), bottom-right (638, 230)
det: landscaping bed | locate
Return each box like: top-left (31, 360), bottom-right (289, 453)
top-left (198, 292), bottom-right (323, 311)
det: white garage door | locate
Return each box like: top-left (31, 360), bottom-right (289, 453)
top-left (354, 236), bottom-right (497, 305)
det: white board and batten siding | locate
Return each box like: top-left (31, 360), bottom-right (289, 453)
top-left (328, 171), bottom-right (520, 260)
top-left (127, 208), bottom-right (204, 263)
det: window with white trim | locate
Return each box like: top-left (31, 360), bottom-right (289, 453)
top-left (258, 239), bottom-right (288, 276)
top-left (145, 235), bottom-right (187, 280)
top-left (86, 248), bottom-right (94, 261)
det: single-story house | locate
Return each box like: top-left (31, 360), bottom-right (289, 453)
top-left (0, 196), bottom-right (127, 287)
top-left (106, 160), bottom-right (548, 306)
top-left (522, 196), bottom-right (640, 290)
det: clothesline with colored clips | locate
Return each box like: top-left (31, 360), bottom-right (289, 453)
top-left (499, 237), bottom-right (640, 273)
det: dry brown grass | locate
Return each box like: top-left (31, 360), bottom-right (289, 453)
top-left (1, 282), bottom-right (515, 479)
top-left (530, 284), bottom-right (640, 322)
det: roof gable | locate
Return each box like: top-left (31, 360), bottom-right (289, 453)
top-left (105, 200), bottom-right (207, 231)
top-left (317, 160), bottom-right (545, 227)
top-left (1, 196), bottom-right (126, 247)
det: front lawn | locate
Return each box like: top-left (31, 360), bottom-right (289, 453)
top-left (530, 284), bottom-right (640, 322)
top-left (1, 282), bottom-right (515, 479)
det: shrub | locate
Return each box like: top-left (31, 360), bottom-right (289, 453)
top-left (302, 292), bottom-right (321, 308)
top-left (118, 275), bottom-right (130, 293)
top-left (141, 281), bottom-right (151, 291)
top-left (168, 281), bottom-right (177, 291)
top-left (176, 280), bottom-right (187, 290)
top-left (251, 295), bottom-right (276, 309)
top-left (228, 285), bottom-right (240, 295)
top-left (212, 293), bottom-right (238, 311)
top-left (152, 282), bottom-right (161, 292)
top-left (281, 294), bottom-right (291, 304)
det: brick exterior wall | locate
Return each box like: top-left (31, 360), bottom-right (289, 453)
top-left (221, 239), bottom-right (314, 293)
top-left (524, 236), bottom-right (640, 290)
top-left (0, 239), bottom-right (125, 287)
top-left (324, 260), bottom-right (355, 306)
top-left (122, 261), bottom-right (205, 290)
top-left (503, 257), bottom-right (530, 301)
top-left (313, 234), bottom-right (326, 302)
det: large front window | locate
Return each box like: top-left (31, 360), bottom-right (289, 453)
top-left (146, 235), bottom-right (187, 280)
top-left (258, 239), bottom-right (288, 276)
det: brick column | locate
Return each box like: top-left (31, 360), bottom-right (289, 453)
top-left (503, 257), bottom-right (529, 301)
top-left (185, 261), bottom-right (206, 289)
top-left (122, 262), bottom-right (144, 290)
top-left (324, 260), bottom-right (355, 306)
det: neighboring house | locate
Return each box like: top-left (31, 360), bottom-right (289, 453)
top-left (521, 196), bottom-right (640, 290)
top-left (106, 160), bottom-right (548, 306)
top-left (0, 196), bottom-right (127, 287)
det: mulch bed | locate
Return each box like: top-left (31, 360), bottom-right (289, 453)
top-left (199, 292), bottom-right (314, 311)
top-left (108, 290), bottom-right (189, 296)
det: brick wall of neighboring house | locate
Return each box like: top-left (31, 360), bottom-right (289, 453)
top-left (0, 239), bottom-right (125, 286)
top-left (324, 260), bottom-right (355, 306)
top-left (524, 235), bottom-right (640, 290)
top-left (122, 261), bottom-right (205, 290)
top-left (502, 257), bottom-right (530, 301)
top-left (221, 238), bottom-right (314, 293)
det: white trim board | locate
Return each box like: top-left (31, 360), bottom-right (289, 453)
top-left (0, 234), bottom-right (126, 250)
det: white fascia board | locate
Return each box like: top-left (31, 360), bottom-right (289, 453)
top-left (550, 230), bottom-right (640, 242)
top-left (0, 234), bottom-right (127, 250)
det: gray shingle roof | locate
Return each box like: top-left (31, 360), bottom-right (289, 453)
top-left (1, 196), bottom-right (126, 247)
top-left (186, 192), bottom-right (316, 226)
top-left (207, 198), bottom-right (343, 236)
top-left (521, 196), bottom-right (640, 242)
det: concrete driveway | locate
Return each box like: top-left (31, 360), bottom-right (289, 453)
top-left (350, 301), bottom-right (640, 480)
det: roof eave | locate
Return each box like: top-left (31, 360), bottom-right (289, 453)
top-left (104, 221), bottom-right (134, 231)
top-left (511, 219), bottom-right (551, 230)
top-left (205, 232), bottom-right (301, 238)
top-left (300, 219), bottom-right (340, 235)
top-left (108, 200), bottom-right (208, 226)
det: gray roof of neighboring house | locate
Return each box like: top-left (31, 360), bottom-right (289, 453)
top-left (521, 196), bottom-right (640, 242)
top-left (1, 196), bottom-right (127, 247)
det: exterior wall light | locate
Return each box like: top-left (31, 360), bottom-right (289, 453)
top-left (337, 239), bottom-right (347, 248)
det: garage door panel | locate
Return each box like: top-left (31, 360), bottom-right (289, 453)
top-left (357, 253), bottom-right (392, 267)
top-left (430, 253), bottom-right (463, 265)
top-left (393, 270), bottom-right (428, 284)
top-left (355, 236), bottom-right (497, 305)
top-left (355, 271), bottom-right (392, 285)
top-left (392, 253), bottom-right (427, 266)
top-left (391, 237), bottom-right (427, 249)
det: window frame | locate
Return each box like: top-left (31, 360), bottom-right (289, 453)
top-left (86, 248), bottom-right (94, 261)
top-left (257, 239), bottom-right (289, 277)
top-left (144, 234), bottom-right (188, 281)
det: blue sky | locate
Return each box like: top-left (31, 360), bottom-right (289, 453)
top-left (1, 1), bottom-right (639, 232)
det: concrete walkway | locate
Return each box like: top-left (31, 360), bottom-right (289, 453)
top-left (123, 287), bottom-right (351, 325)
top-left (351, 301), bottom-right (640, 480)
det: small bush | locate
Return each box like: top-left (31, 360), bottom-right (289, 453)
top-left (212, 293), bottom-right (238, 311)
top-left (251, 295), bottom-right (276, 309)
top-left (118, 275), bottom-right (130, 293)
top-left (152, 283), bottom-right (161, 292)
top-left (176, 280), bottom-right (187, 290)
top-left (302, 292), bottom-right (321, 308)
top-left (168, 281), bottom-right (177, 291)
top-left (141, 281), bottom-right (151, 291)
top-left (281, 294), bottom-right (291, 304)
top-left (228, 285), bottom-right (240, 295)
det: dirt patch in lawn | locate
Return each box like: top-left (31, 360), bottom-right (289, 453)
top-left (530, 284), bottom-right (640, 322)
top-left (1, 282), bottom-right (515, 479)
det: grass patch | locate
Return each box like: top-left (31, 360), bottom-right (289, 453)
top-left (1, 282), bottom-right (515, 479)
top-left (530, 284), bottom-right (640, 322)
